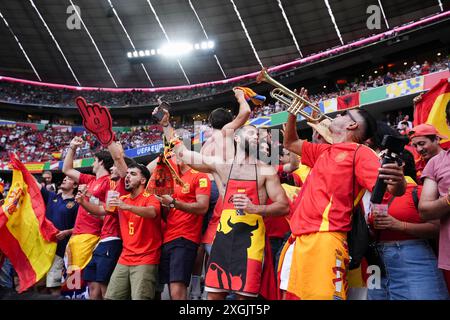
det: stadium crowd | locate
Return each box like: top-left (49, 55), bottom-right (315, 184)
top-left (0, 56), bottom-right (448, 111)
top-left (1, 56), bottom-right (448, 165)
top-left (0, 124), bottom-right (163, 164)
top-left (251, 57), bottom-right (450, 118)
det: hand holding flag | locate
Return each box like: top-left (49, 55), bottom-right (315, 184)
top-left (234, 86), bottom-right (266, 106)
top-left (0, 153), bottom-right (58, 292)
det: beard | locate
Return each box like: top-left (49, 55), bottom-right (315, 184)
top-left (125, 180), bottom-right (134, 191)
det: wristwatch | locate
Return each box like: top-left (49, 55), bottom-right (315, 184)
top-left (169, 198), bottom-right (176, 208)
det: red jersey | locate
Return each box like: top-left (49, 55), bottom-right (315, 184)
top-left (72, 173), bottom-right (110, 236)
top-left (263, 198), bottom-right (290, 239)
top-left (118, 191), bottom-right (161, 265)
top-left (291, 142), bottom-right (379, 236)
top-left (264, 216), bottom-right (290, 238)
top-left (100, 178), bottom-right (127, 240)
top-left (164, 169), bottom-right (211, 244)
top-left (291, 164), bottom-right (311, 187)
top-left (378, 178), bottom-right (423, 241)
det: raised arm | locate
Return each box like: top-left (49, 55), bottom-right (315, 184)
top-left (153, 107), bottom-right (175, 140)
top-left (282, 149), bottom-right (300, 173)
top-left (62, 137), bottom-right (83, 183)
top-left (173, 140), bottom-right (219, 174)
top-left (283, 89), bottom-right (311, 156)
top-left (284, 113), bottom-right (305, 156)
top-left (108, 141), bottom-right (128, 178)
top-left (221, 88), bottom-right (251, 132)
top-left (419, 177), bottom-right (450, 220)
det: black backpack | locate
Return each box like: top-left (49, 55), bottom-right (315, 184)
top-left (347, 145), bottom-right (369, 270)
top-left (348, 203), bottom-right (369, 270)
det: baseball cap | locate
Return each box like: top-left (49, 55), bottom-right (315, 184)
top-left (408, 123), bottom-right (448, 140)
top-left (307, 118), bottom-right (333, 144)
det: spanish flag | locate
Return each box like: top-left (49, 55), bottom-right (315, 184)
top-left (51, 152), bottom-right (62, 160)
top-left (413, 78), bottom-right (450, 149)
top-left (0, 154), bottom-right (58, 292)
top-left (234, 86), bottom-right (266, 106)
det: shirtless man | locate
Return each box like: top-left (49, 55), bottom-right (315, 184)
top-left (171, 124), bottom-right (289, 300)
top-left (151, 90), bottom-right (251, 299)
top-left (200, 88), bottom-right (251, 192)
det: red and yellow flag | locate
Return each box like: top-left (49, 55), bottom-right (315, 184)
top-left (413, 78), bottom-right (450, 149)
top-left (0, 154), bottom-right (58, 292)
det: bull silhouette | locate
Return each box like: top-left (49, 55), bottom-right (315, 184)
top-left (208, 217), bottom-right (259, 291)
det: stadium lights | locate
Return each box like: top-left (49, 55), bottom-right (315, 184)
top-left (437, 52), bottom-right (441, 56)
top-left (126, 40), bottom-right (215, 59)
top-left (160, 42), bottom-right (193, 57)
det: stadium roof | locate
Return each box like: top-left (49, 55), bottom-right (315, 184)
top-left (0, 0), bottom-right (448, 88)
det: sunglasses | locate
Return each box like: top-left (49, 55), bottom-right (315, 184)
top-left (340, 110), bottom-right (358, 123)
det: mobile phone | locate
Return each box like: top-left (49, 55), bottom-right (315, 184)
top-left (152, 108), bottom-right (165, 123)
top-left (153, 101), bottom-right (170, 123)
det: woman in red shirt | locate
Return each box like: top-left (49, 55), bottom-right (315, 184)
top-left (368, 150), bottom-right (449, 300)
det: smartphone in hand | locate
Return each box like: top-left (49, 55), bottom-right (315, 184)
top-left (153, 101), bottom-right (170, 123)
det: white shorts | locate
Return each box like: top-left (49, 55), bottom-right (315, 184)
top-left (46, 255), bottom-right (65, 288)
top-left (279, 241), bottom-right (295, 291)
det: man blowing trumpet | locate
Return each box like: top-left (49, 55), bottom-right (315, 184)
top-left (280, 86), bottom-right (406, 300)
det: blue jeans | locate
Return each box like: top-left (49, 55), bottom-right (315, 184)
top-left (0, 258), bottom-right (14, 289)
top-left (368, 239), bottom-right (449, 300)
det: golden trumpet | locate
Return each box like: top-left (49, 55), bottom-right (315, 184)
top-left (256, 68), bottom-right (331, 123)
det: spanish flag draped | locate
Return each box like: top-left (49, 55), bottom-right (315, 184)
top-left (413, 78), bottom-right (450, 149)
top-left (0, 154), bottom-right (58, 292)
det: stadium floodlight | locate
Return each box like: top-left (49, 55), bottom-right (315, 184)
top-left (437, 52), bottom-right (441, 56)
top-left (127, 40), bottom-right (215, 60)
top-left (160, 42), bottom-right (193, 57)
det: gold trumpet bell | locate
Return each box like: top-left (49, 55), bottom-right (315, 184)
top-left (256, 68), bottom-right (331, 123)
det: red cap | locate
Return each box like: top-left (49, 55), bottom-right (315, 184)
top-left (408, 124), bottom-right (448, 140)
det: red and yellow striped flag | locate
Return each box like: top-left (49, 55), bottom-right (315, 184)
top-left (413, 78), bottom-right (450, 149)
top-left (0, 154), bottom-right (58, 292)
